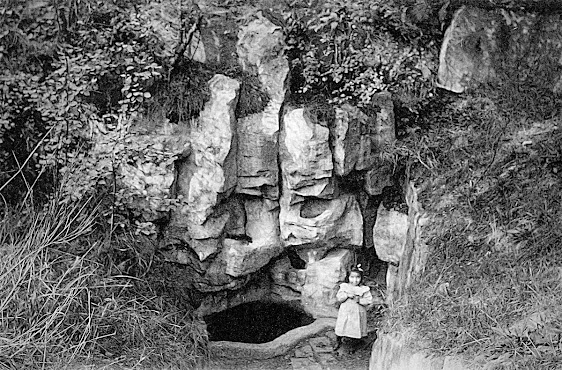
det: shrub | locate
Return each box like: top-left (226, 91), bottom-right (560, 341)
top-left (283, 0), bottom-right (440, 114)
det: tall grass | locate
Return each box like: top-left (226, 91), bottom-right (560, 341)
top-left (382, 86), bottom-right (562, 368)
top-left (0, 194), bottom-right (208, 369)
top-left (0, 197), bottom-right (102, 367)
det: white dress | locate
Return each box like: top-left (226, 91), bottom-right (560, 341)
top-left (334, 283), bottom-right (373, 339)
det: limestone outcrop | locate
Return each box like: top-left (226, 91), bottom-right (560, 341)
top-left (280, 193), bottom-right (363, 256)
top-left (332, 104), bottom-right (375, 176)
top-left (280, 107), bottom-right (334, 198)
top-left (438, 6), bottom-right (562, 93)
top-left (165, 74), bottom-right (240, 266)
top-left (224, 198), bottom-right (283, 277)
top-left (116, 126), bottom-right (189, 223)
top-left (118, 11), bottom-right (398, 317)
top-left (236, 15), bottom-right (288, 199)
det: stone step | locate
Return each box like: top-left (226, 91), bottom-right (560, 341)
top-left (290, 357), bottom-right (323, 370)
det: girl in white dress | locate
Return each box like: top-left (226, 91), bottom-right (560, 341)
top-left (333, 265), bottom-right (373, 352)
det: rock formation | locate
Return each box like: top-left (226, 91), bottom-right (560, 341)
top-left (119, 12), bottom-right (399, 319)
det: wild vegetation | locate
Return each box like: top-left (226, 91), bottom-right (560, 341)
top-left (383, 74), bottom-right (562, 369)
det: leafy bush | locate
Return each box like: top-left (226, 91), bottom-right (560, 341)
top-left (284, 0), bottom-right (440, 114)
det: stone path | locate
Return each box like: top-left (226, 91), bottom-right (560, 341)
top-left (206, 329), bottom-right (375, 370)
top-left (290, 331), bottom-right (374, 370)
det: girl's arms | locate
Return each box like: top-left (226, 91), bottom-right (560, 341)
top-left (336, 284), bottom-right (351, 302)
top-left (358, 288), bottom-right (374, 306)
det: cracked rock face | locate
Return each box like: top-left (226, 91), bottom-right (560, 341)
top-left (116, 13), bottom-right (402, 307)
top-left (280, 107), bottom-right (334, 198)
top-left (237, 16), bottom-right (288, 199)
top-left (280, 193), bottom-right (363, 253)
top-left (224, 198), bottom-right (283, 277)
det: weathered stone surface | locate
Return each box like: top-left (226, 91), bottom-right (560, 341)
top-left (183, 74), bottom-right (240, 224)
top-left (301, 248), bottom-right (353, 318)
top-left (372, 204), bottom-right (409, 265)
top-left (166, 74), bottom-right (240, 256)
top-left (437, 6), bottom-right (562, 93)
top-left (270, 284), bottom-right (302, 303)
top-left (270, 256), bottom-right (306, 293)
top-left (280, 107), bottom-right (333, 198)
top-left (396, 182), bottom-right (429, 300)
top-left (290, 357), bottom-right (322, 370)
top-left (309, 336), bottom-right (332, 354)
top-left (116, 124), bottom-right (190, 222)
top-left (196, 272), bottom-right (271, 317)
top-left (159, 246), bottom-right (249, 293)
top-left (166, 196), bottom-right (245, 262)
top-left (381, 182), bottom-right (428, 304)
top-left (385, 263), bottom-right (400, 305)
top-left (364, 160), bottom-right (394, 196)
top-left (372, 91), bottom-right (396, 152)
top-left (332, 104), bottom-right (373, 176)
top-left (224, 199), bottom-right (283, 277)
top-left (237, 15), bottom-right (288, 198)
top-left (237, 12), bottom-right (285, 75)
top-left (332, 94), bottom-right (394, 177)
top-left (280, 193), bottom-right (363, 249)
top-left (369, 332), bottom-right (474, 370)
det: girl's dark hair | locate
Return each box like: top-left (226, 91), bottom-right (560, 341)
top-left (347, 266), bottom-right (363, 282)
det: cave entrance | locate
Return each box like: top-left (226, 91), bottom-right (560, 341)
top-left (204, 300), bottom-right (314, 344)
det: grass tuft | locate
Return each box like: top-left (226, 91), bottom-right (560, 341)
top-left (0, 193), bottom-right (208, 369)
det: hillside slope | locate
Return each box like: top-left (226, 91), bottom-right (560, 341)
top-left (383, 83), bottom-right (562, 369)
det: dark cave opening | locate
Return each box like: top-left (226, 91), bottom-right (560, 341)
top-left (204, 300), bottom-right (314, 344)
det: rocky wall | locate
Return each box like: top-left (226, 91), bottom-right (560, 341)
top-left (118, 11), bottom-right (400, 318)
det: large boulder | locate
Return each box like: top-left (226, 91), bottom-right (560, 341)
top-left (280, 193), bottom-right (363, 252)
top-left (236, 15), bottom-right (289, 199)
top-left (280, 107), bottom-right (334, 198)
top-left (301, 248), bottom-right (354, 318)
top-left (437, 6), bottom-right (562, 93)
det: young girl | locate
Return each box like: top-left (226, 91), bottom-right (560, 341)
top-left (333, 265), bottom-right (373, 352)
